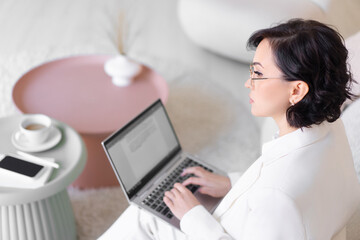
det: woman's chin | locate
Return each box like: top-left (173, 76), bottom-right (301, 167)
top-left (251, 107), bottom-right (261, 116)
top-left (251, 107), bottom-right (267, 117)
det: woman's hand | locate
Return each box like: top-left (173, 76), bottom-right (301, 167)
top-left (163, 183), bottom-right (200, 220)
top-left (182, 166), bottom-right (231, 198)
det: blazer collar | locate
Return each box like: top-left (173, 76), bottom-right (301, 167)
top-left (261, 120), bottom-right (332, 165)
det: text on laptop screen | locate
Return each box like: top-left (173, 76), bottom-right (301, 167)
top-left (106, 102), bottom-right (179, 193)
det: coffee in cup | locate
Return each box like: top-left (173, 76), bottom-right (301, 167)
top-left (20, 114), bottom-right (52, 145)
top-left (25, 123), bottom-right (46, 131)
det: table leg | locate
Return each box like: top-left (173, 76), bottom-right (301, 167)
top-left (72, 133), bottom-right (118, 189)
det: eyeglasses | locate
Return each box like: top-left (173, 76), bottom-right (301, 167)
top-left (249, 64), bottom-right (288, 87)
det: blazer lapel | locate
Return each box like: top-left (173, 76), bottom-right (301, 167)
top-left (213, 159), bottom-right (264, 219)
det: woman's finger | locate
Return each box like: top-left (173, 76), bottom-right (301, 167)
top-left (163, 196), bottom-right (174, 208)
top-left (170, 186), bottom-right (181, 197)
top-left (164, 190), bottom-right (175, 200)
top-left (173, 182), bottom-right (188, 193)
top-left (181, 166), bottom-right (206, 177)
top-left (182, 176), bottom-right (205, 187)
top-left (198, 186), bottom-right (212, 195)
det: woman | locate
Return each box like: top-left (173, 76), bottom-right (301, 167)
top-left (99, 19), bottom-right (360, 240)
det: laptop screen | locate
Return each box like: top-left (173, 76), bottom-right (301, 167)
top-left (102, 100), bottom-right (180, 198)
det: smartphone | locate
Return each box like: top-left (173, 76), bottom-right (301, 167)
top-left (0, 155), bottom-right (44, 178)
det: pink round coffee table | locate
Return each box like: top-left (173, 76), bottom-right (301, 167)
top-left (12, 55), bottom-right (169, 188)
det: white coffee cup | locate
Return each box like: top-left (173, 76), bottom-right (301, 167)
top-left (20, 114), bottom-right (52, 145)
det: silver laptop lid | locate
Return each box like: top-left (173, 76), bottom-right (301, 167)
top-left (102, 99), bottom-right (181, 199)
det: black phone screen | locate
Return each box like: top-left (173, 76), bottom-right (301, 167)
top-left (0, 156), bottom-right (44, 177)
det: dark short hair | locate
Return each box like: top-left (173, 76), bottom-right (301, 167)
top-left (247, 19), bottom-right (357, 128)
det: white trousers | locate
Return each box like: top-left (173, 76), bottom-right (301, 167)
top-left (98, 205), bottom-right (188, 240)
top-left (98, 205), bottom-right (348, 240)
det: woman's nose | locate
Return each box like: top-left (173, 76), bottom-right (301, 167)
top-left (245, 78), bottom-right (251, 89)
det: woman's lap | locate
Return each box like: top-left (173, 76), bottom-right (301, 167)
top-left (98, 205), bottom-right (187, 240)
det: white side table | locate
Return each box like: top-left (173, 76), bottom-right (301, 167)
top-left (0, 115), bottom-right (86, 240)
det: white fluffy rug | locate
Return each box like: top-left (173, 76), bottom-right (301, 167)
top-left (68, 186), bottom-right (128, 240)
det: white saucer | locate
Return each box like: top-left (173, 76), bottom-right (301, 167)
top-left (11, 126), bottom-right (62, 152)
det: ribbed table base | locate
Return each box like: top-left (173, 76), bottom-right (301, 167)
top-left (0, 190), bottom-right (76, 240)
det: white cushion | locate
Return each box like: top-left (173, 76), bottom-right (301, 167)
top-left (178, 0), bottom-right (360, 63)
top-left (344, 31), bottom-right (360, 107)
top-left (342, 98), bottom-right (360, 181)
top-left (332, 226), bottom-right (346, 240)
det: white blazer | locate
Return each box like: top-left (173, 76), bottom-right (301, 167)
top-left (180, 119), bottom-right (360, 240)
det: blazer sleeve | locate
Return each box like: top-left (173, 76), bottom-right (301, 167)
top-left (180, 188), bottom-right (306, 240)
top-left (180, 205), bottom-right (233, 240)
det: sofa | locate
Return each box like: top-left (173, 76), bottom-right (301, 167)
top-left (178, 0), bottom-right (360, 63)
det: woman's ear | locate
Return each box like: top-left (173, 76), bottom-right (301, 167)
top-left (289, 81), bottom-right (309, 105)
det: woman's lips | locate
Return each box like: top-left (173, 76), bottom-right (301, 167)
top-left (249, 97), bottom-right (254, 104)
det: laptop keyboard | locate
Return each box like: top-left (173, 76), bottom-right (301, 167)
top-left (142, 158), bottom-right (213, 219)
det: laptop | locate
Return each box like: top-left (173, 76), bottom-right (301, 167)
top-left (102, 99), bottom-right (226, 229)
